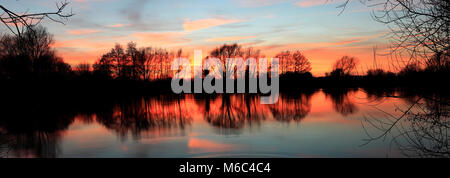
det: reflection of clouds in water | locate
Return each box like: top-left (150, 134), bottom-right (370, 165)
top-left (188, 138), bottom-right (238, 154)
top-left (0, 91), bottom-right (352, 157)
top-left (1, 88), bottom-right (446, 157)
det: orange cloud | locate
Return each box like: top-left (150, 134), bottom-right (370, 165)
top-left (52, 38), bottom-right (110, 49)
top-left (183, 18), bottom-right (245, 32)
top-left (56, 50), bottom-right (101, 66)
top-left (131, 32), bottom-right (190, 46)
top-left (247, 36), bottom-right (391, 75)
top-left (255, 38), bottom-right (365, 53)
top-left (255, 31), bottom-right (388, 54)
top-left (52, 38), bottom-right (113, 64)
top-left (297, 47), bottom-right (391, 75)
top-left (296, 0), bottom-right (325, 7)
top-left (330, 39), bottom-right (364, 46)
top-left (206, 36), bottom-right (257, 42)
top-left (67, 29), bottom-right (101, 35)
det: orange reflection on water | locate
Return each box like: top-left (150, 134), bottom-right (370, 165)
top-left (188, 138), bottom-right (238, 153)
top-left (1, 89), bottom-right (428, 158)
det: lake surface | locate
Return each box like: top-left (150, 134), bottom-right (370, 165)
top-left (0, 89), bottom-right (448, 158)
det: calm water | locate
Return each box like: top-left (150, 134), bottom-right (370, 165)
top-left (0, 89), bottom-right (448, 158)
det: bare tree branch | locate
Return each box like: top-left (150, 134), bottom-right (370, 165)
top-left (0, 0), bottom-right (74, 37)
top-left (334, 0), bottom-right (449, 64)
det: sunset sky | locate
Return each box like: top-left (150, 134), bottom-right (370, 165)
top-left (1, 0), bottom-right (393, 76)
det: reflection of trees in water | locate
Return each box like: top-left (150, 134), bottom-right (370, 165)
top-left (2, 92), bottom-right (314, 156)
top-left (3, 132), bottom-right (62, 158)
top-left (0, 138), bottom-right (9, 157)
top-left (362, 92), bottom-right (449, 158)
top-left (0, 107), bottom-right (75, 158)
top-left (324, 88), bottom-right (358, 116)
top-left (362, 88), bottom-right (397, 104)
top-left (200, 94), bottom-right (268, 130)
top-left (1, 88), bottom-right (399, 157)
top-left (269, 92), bottom-right (313, 122)
top-left (0, 92), bottom-right (313, 157)
top-left (96, 96), bottom-right (192, 140)
top-left (402, 97), bottom-right (450, 157)
top-left (0, 95), bottom-right (192, 157)
top-left (196, 92), bottom-right (315, 130)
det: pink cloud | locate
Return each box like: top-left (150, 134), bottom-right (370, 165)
top-left (234, 0), bottom-right (290, 7)
top-left (295, 0), bottom-right (345, 8)
top-left (183, 18), bottom-right (245, 32)
top-left (295, 0), bottom-right (327, 7)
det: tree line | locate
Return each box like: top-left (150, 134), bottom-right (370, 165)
top-left (0, 26), bottom-right (448, 82)
top-left (0, 26), bottom-right (71, 80)
top-left (88, 42), bottom-right (316, 81)
top-left (1, 0), bottom-right (448, 83)
top-left (91, 42), bottom-right (183, 81)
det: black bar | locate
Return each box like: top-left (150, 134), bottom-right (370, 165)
top-left (0, 158), bottom-right (447, 177)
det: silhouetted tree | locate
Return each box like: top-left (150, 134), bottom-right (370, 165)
top-left (242, 47), bottom-right (262, 59)
top-left (399, 62), bottom-right (422, 77)
top-left (92, 42), bottom-right (179, 80)
top-left (75, 63), bottom-right (91, 73)
top-left (0, 26), bottom-right (71, 80)
top-left (93, 54), bottom-right (114, 80)
top-left (209, 43), bottom-right (263, 82)
top-left (292, 51), bottom-right (311, 73)
top-left (147, 47), bottom-right (172, 80)
top-left (1, 26), bottom-right (53, 60)
top-left (112, 44), bottom-right (128, 78)
top-left (275, 51), bottom-right (291, 74)
top-left (126, 42), bottom-right (142, 80)
top-left (332, 56), bottom-right (359, 76)
top-left (210, 43), bottom-right (242, 66)
top-left (367, 69), bottom-right (385, 77)
top-left (425, 50), bottom-right (450, 72)
top-left (275, 50), bottom-right (311, 74)
top-left (366, 69), bottom-right (395, 78)
top-left (74, 62), bottom-right (92, 79)
top-left (141, 47), bottom-right (154, 80)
